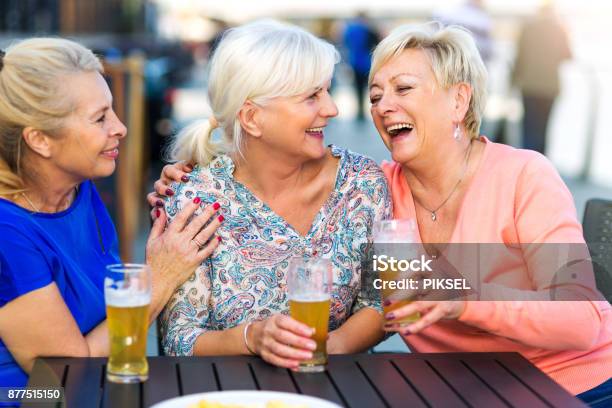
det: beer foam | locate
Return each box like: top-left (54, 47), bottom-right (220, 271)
top-left (105, 279), bottom-right (150, 307)
top-left (288, 294), bottom-right (331, 302)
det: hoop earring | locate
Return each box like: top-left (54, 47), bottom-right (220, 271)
top-left (453, 124), bottom-right (462, 141)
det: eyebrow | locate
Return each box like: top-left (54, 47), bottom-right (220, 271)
top-left (370, 72), bottom-right (420, 90)
top-left (391, 72), bottom-right (419, 80)
top-left (89, 105), bottom-right (109, 118)
top-left (300, 86), bottom-right (323, 100)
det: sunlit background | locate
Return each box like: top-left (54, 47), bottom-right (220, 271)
top-left (1, 0), bottom-right (611, 258)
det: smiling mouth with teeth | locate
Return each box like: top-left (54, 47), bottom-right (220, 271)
top-left (305, 127), bottom-right (325, 139)
top-left (306, 127), bottom-right (324, 133)
top-left (386, 123), bottom-right (414, 137)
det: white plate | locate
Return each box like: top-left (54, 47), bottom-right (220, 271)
top-left (150, 390), bottom-right (343, 408)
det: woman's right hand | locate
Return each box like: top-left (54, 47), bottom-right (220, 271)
top-left (146, 162), bottom-right (194, 209)
top-left (146, 197), bottom-right (222, 310)
top-left (250, 315), bottom-right (317, 369)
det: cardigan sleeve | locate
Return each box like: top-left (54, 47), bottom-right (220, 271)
top-left (459, 152), bottom-right (607, 351)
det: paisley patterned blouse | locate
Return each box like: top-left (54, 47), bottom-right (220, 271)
top-left (160, 145), bottom-right (392, 356)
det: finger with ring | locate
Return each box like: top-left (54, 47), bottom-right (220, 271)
top-left (192, 237), bottom-right (205, 248)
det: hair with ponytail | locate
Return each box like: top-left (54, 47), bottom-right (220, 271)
top-left (169, 19), bottom-right (339, 166)
top-left (169, 117), bottom-right (222, 165)
top-left (0, 37), bottom-right (103, 198)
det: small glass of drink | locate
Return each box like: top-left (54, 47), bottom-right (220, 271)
top-left (104, 263), bottom-right (151, 383)
top-left (287, 257), bottom-right (332, 373)
top-left (373, 219), bottom-right (421, 325)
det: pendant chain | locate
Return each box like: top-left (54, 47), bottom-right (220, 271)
top-left (413, 140), bottom-right (474, 222)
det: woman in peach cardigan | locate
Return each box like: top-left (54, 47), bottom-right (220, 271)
top-left (367, 23), bottom-right (611, 404)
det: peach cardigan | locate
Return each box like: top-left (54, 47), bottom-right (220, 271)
top-left (381, 137), bottom-right (612, 394)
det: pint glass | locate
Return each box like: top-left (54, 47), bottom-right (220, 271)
top-left (373, 219), bottom-right (420, 325)
top-left (104, 264), bottom-right (151, 383)
top-left (287, 257), bottom-right (332, 373)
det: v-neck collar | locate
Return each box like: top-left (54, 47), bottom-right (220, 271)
top-left (399, 136), bottom-right (491, 244)
top-left (210, 145), bottom-right (347, 240)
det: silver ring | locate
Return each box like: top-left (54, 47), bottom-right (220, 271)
top-left (192, 237), bottom-right (204, 249)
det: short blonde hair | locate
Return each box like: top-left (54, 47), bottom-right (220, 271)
top-left (170, 20), bottom-right (339, 166)
top-left (0, 37), bottom-right (103, 197)
top-left (370, 22), bottom-right (487, 138)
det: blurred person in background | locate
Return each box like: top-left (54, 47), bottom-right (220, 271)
top-left (0, 39), bottom-right (220, 387)
top-left (342, 11), bottom-right (380, 121)
top-left (155, 20), bottom-right (389, 370)
top-left (433, 0), bottom-right (493, 64)
top-left (511, 2), bottom-right (572, 155)
top-left (368, 23), bottom-right (610, 404)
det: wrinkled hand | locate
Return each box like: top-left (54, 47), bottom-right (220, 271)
top-left (146, 196), bottom-right (221, 295)
top-left (383, 300), bottom-right (466, 335)
top-left (146, 161), bottom-right (194, 211)
top-left (250, 315), bottom-right (317, 369)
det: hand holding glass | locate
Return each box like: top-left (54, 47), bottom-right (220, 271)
top-left (373, 219), bottom-right (421, 325)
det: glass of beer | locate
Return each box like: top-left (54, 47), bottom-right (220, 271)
top-left (287, 257), bottom-right (332, 373)
top-left (104, 263), bottom-right (151, 383)
top-left (373, 219), bottom-right (420, 325)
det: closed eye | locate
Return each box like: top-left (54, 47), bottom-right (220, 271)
top-left (96, 114), bottom-right (106, 123)
top-left (397, 86), bottom-right (413, 93)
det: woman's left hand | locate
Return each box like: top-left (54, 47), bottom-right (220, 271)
top-left (383, 300), bottom-right (466, 335)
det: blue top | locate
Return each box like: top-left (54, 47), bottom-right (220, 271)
top-left (0, 180), bottom-right (120, 387)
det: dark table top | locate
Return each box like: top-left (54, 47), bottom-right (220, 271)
top-left (25, 352), bottom-right (586, 408)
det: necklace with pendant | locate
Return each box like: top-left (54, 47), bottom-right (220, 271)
top-left (414, 140), bottom-right (474, 222)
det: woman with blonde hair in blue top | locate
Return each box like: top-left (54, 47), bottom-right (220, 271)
top-left (0, 38), bottom-right (220, 387)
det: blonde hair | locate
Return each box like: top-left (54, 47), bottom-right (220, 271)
top-left (370, 22), bottom-right (487, 138)
top-left (0, 37), bottom-right (103, 197)
top-left (169, 20), bottom-right (339, 166)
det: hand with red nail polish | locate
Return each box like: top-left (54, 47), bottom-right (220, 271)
top-left (147, 161), bottom-right (194, 209)
top-left (145, 192), bottom-right (223, 315)
top-left (382, 300), bottom-right (466, 336)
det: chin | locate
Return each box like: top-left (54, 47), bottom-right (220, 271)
top-left (391, 146), bottom-right (417, 165)
top-left (304, 142), bottom-right (327, 159)
top-left (94, 163), bottom-right (117, 179)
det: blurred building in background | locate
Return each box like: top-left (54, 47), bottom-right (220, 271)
top-left (0, 0), bottom-right (194, 261)
top-left (0, 0), bottom-right (150, 33)
top-left (2, 0), bottom-right (612, 263)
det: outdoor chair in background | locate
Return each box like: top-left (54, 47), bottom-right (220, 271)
top-left (583, 198), bottom-right (612, 303)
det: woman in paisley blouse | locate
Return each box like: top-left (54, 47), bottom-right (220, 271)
top-left (156, 20), bottom-right (391, 369)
